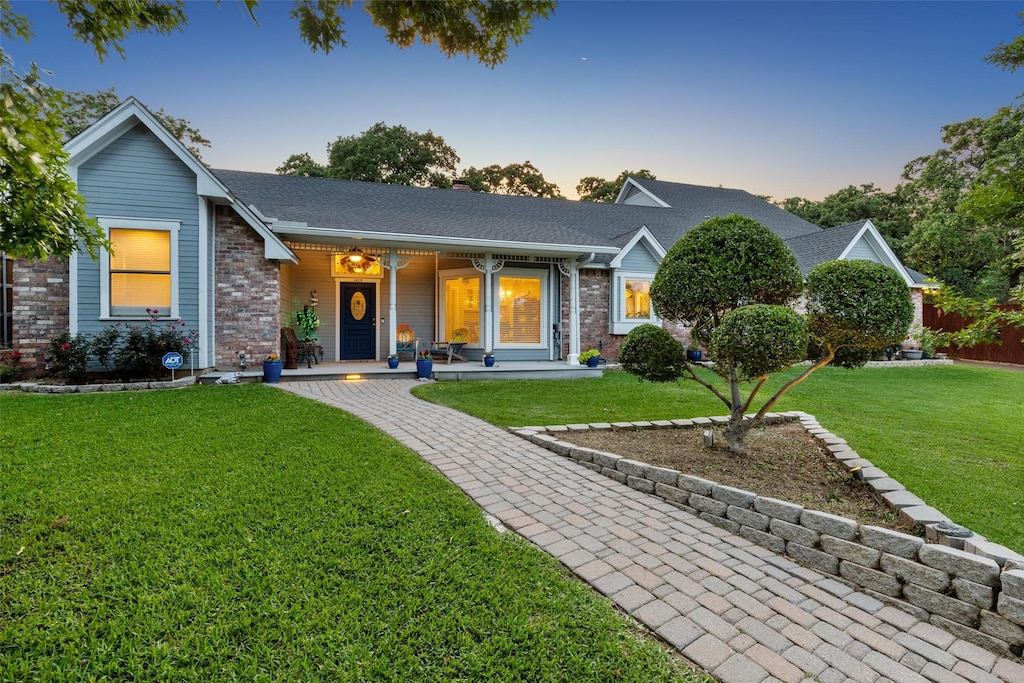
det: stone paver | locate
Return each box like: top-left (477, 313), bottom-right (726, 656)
top-left (279, 380), bottom-right (1024, 682)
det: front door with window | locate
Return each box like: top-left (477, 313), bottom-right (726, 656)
top-left (340, 283), bottom-right (376, 360)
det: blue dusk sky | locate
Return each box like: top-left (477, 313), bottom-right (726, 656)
top-left (6, 0), bottom-right (1024, 201)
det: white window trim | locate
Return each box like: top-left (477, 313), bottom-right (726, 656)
top-left (98, 217), bottom-right (179, 320)
top-left (494, 267), bottom-right (548, 350)
top-left (438, 267), bottom-right (483, 347)
top-left (610, 270), bottom-right (660, 335)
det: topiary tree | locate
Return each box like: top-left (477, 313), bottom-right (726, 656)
top-left (651, 214), bottom-right (804, 346)
top-left (626, 214), bottom-right (914, 454)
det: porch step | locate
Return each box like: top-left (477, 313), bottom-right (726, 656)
top-left (197, 361), bottom-right (604, 384)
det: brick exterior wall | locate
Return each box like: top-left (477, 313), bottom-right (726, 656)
top-left (214, 207), bottom-right (281, 369)
top-left (11, 257), bottom-right (70, 372)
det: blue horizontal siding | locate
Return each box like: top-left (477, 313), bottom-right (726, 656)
top-left (76, 123), bottom-right (202, 337)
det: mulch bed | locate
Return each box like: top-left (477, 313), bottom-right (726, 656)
top-left (558, 421), bottom-right (920, 535)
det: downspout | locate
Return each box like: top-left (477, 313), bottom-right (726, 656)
top-left (567, 252), bottom-right (595, 365)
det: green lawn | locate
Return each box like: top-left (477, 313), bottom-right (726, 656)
top-left (415, 364), bottom-right (1024, 552)
top-left (0, 385), bottom-right (707, 682)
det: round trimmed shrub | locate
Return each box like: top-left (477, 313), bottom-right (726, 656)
top-left (651, 214), bottom-right (803, 344)
top-left (805, 260), bottom-right (914, 367)
top-left (619, 324), bottom-right (688, 383)
top-left (708, 304), bottom-right (809, 381)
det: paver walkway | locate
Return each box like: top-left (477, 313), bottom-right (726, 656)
top-left (280, 380), bottom-right (1024, 683)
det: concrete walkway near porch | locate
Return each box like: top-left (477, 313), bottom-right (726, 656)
top-left (277, 379), bottom-right (1024, 683)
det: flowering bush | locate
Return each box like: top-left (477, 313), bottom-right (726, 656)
top-left (0, 348), bottom-right (22, 381)
top-left (417, 349), bottom-right (432, 360)
top-left (266, 352), bottom-right (280, 362)
top-left (53, 312), bottom-right (197, 382)
top-left (48, 333), bottom-right (90, 383)
top-left (296, 306), bottom-right (320, 339)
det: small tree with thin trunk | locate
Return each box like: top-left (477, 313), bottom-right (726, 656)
top-left (621, 215), bottom-right (913, 454)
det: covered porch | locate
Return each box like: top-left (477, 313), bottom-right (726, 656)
top-left (274, 235), bottom-right (608, 367)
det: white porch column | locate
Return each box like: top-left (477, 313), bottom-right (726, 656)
top-left (381, 247), bottom-right (411, 356)
top-left (568, 261), bottom-right (581, 364)
top-left (472, 256), bottom-right (503, 352)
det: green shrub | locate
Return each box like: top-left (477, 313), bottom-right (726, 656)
top-left (113, 320), bottom-right (190, 380)
top-left (651, 214), bottom-right (803, 346)
top-left (619, 324), bottom-right (688, 383)
top-left (0, 348), bottom-right (23, 381)
top-left (47, 332), bottom-right (89, 383)
top-left (805, 260), bottom-right (913, 366)
top-left (708, 305), bottom-right (808, 380)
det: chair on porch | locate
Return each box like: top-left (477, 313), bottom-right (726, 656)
top-left (431, 327), bottom-right (469, 364)
top-left (396, 324), bottom-right (419, 360)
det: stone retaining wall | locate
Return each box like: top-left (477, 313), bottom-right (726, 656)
top-left (1, 376), bottom-right (196, 394)
top-left (512, 412), bottom-right (1024, 658)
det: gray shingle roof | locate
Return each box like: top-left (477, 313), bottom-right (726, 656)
top-left (627, 178), bottom-right (823, 241)
top-left (784, 221), bottom-right (869, 274)
top-left (211, 170), bottom-right (829, 260)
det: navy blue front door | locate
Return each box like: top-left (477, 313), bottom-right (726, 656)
top-left (340, 283), bottom-right (376, 360)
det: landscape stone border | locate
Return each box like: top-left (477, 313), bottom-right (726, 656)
top-left (511, 411), bottom-right (1024, 658)
top-left (1, 376), bottom-right (196, 394)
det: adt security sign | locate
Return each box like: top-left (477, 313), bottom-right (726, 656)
top-left (162, 352), bottom-right (184, 371)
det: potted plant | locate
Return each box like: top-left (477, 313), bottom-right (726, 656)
top-left (296, 305), bottom-right (320, 341)
top-left (686, 343), bottom-right (703, 362)
top-left (263, 352), bottom-right (282, 383)
top-left (578, 348), bottom-right (601, 368)
top-left (416, 349), bottom-right (433, 379)
top-left (386, 354), bottom-right (400, 369)
top-left (901, 335), bottom-right (923, 361)
top-left (483, 351), bottom-right (495, 367)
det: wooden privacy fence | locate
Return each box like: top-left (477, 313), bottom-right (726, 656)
top-left (923, 302), bottom-right (1024, 365)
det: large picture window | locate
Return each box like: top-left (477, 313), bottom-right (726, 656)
top-left (498, 275), bottom-right (543, 345)
top-left (442, 274), bottom-right (481, 343)
top-left (100, 218), bottom-right (178, 318)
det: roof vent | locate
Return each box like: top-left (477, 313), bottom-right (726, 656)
top-left (451, 179), bottom-right (472, 191)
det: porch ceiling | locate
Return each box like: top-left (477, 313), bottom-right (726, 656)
top-left (273, 225), bottom-right (619, 258)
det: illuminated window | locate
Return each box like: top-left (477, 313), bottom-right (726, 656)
top-left (499, 276), bottom-right (542, 344)
top-left (442, 275), bottom-right (480, 343)
top-left (625, 279), bottom-right (651, 318)
top-left (109, 229), bottom-right (171, 316)
top-left (610, 271), bottom-right (659, 334)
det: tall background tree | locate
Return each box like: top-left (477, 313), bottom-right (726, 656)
top-left (576, 169), bottom-right (656, 203)
top-left (462, 161), bottom-right (562, 197)
top-left (61, 87), bottom-right (211, 159)
top-left (296, 122), bottom-right (462, 188)
top-left (0, 0), bottom-right (556, 260)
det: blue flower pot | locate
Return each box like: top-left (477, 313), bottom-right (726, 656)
top-left (686, 349), bottom-right (702, 362)
top-left (263, 360), bottom-right (282, 383)
top-left (586, 356), bottom-right (600, 368)
top-left (416, 358), bottom-right (432, 379)
top-left (484, 356), bottom-right (495, 367)
top-left (387, 357), bottom-right (400, 369)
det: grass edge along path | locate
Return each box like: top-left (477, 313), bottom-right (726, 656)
top-left (414, 364), bottom-right (1024, 552)
top-left (0, 385), bottom-right (708, 682)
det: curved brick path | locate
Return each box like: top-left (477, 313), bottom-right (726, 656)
top-left (279, 380), bottom-right (1023, 683)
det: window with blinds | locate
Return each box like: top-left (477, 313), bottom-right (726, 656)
top-left (109, 229), bottom-right (171, 316)
top-left (498, 276), bottom-right (541, 344)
